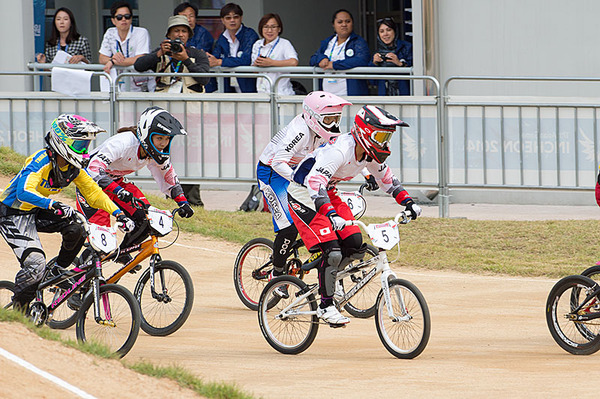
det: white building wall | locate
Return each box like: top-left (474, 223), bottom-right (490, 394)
top-left (1, 0), bottom-right (34, 90)
top-left (437, 0), bottom-right (600, 96)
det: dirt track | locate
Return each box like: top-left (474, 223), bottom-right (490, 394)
top-left (2, 228), bottom-right (600, 399)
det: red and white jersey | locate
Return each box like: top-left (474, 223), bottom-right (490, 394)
top-left (87, 132), bottom-right (180, 196)
top-left (294, 133), bottom-right (404, 206)
top-left (258, 114), bottom-right (329, 181)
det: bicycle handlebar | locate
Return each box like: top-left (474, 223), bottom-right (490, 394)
top-left (345, 210), bottom-right (412, 231)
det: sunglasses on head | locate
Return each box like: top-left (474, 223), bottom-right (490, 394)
top-left (114, 14), bottom-right (132, 21)
top-left (376, 17), bottom-right (394, 24)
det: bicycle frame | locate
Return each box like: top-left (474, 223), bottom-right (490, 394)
top-left (570, 286), bottom-right (600, 322)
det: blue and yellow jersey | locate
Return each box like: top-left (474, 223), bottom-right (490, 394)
top-left (0, 149), bottom-right (120, 215)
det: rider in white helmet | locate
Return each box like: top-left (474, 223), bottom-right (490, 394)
top-left (77, 106), bottom-right (195, 265)
top-left (0, 114), bottom-right (135, 311)
top-left (257, 91), bottom-right (351, 295)
top-left (288, 105), bottom-right (422, 325)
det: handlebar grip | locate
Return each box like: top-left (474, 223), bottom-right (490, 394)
top-left (358, 183), bottom-right (367, 195)
top-left (131, 197), bottom-right (146, 210)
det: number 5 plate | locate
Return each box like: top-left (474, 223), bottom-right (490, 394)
top-left (89, 224), bottom-right (118, 253)
top-left (366, 221), bottom-right (399, 250)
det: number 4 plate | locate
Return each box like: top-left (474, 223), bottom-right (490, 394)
top-left (148, 206), bottom-right (173, 236)
top-left (366, 221), bottom-right (399, 250)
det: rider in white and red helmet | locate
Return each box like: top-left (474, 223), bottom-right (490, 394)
top-left (257, 91), bottom-right (351, 289)
top-left (288, 105), bottom-right (421, 325)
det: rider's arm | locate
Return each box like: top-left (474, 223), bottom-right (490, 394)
top-left (305, 147), bottom-right (346, 216)
top-left (148, 161), bottom-right (183, 198)
top-left (13, 151), bottom-right (56, 210)
top-left (366, 162), bottom-right (411, 205)
top-left (73, 170), bottom-right (122, 216)
top-left (270, 123), bottom-right (314, 181)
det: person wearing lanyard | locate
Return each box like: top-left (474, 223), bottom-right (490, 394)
top-left (98, 1), bottom-right (150, 92)
top-left (310, 9), bottom-right (370, 96)
top-left (36, 7), bottom-right (92, 64)
top-left (205, 3), bottom-right (258, 93)
top-left (174, 2), bottom-right (214, 54)
top-left (251, 13), bottom-right (298, 95)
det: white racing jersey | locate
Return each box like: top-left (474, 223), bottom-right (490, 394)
top-left (258, 114), bottom-right (329, 181)
top-left (87, 132), bottom-right (180, 196)
top-left (292, 133), bottom-right (408, 211)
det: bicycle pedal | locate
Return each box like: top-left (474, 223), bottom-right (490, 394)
top-left (128, 265), bottom-right (142, 274)
top-left (328, 323), bottom-right (347, 329)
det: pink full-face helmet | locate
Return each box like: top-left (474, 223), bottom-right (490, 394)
top-left (302, 91), bottom-right (352, 141)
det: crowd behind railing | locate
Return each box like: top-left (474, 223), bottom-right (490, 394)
top-left (32, 1), bottom-right (414, 96)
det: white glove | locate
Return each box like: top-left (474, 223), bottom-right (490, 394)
top-left (328, 212), bottom-right (347, 231)
top-left (402, 199), bottom-right (422, 220)
top-left (52, 201), bottom-right (75, 218)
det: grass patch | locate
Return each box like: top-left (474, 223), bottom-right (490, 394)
top-left (0, 307), bottom-right (256, 398)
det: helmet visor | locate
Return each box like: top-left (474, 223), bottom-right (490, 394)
top-left (320, 113), bottom-right (341, 129)
top-left (371, 130), bottom-right (394, 147)
top-left (68, 139), bottom-right (92, 154)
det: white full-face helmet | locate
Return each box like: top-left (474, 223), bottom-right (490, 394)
top-left (302, 91), bottom-right (352, 141)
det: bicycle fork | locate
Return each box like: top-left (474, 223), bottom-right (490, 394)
top-left (91, 257), bottom-right (115, 327)
top-left (379, 257), bottom-right (411, 322)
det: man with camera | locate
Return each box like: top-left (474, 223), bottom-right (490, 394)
top-left (134, 15), bottom-right (209, 93)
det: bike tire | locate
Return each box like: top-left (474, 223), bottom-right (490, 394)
top-left (342, 244), bottom-right (380, 318)
top-left (546, 274), bottom-right (600, 355)
top-left (76, 284), bottom-right (140, 358)
top-left (581, 265), bottom-right (600, 282)
top-left (0, 280), bottom-right (16, 309)
top-left (258, 275), bottom-right (319, 355)
top-left (375, 278), bottom-right (430, 359)
top-left (134, 260), bottom-right (194, 336)
top-left (44, 286), bottom-right (79, 329)
top-left (234, 238), bottom-right (274, 311)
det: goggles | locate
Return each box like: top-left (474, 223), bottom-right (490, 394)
top-left (370, 130), bottom-right (394, 147)
top-left (319, 113), bottom-right (341, 129)
top-left (115, 14), bottom-right (132, 21)
top-left (68, 139), bottom-right (92, 154)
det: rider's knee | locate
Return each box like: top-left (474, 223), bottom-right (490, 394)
top-left (62, 223), bottom-right (85, 250)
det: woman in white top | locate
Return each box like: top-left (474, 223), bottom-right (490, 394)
top-left (251, 13), bottom-right (298, 95)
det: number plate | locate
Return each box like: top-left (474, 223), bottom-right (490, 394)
top-left (148, 206), bottom-right (173, 236)
top-left (366, 220), bottom-right (399, 250)
top-left (89, 224), bottom-right (118, 253)
top-left (339, 191), bottom-right (366, 219)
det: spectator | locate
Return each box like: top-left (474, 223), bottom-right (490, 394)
top-left (98, 1), bottom-right (150, 91)
top-left (36, 7), bottom-right (92, 64)
top-left (251, 13), bottom-right (298, 95)
top-left (174, 2), bottom-right (213, 54)
top-left (372, 17), bottom-right (412, 96)
top-left (310, 9), bottom-right (370, 96)
top-left (134, 15), bottom-right (210, 93)
top-left (205, 3), bottom-right (259, 93)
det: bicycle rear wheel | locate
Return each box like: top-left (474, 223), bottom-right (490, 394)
top-left (134, 260), bottom-right (194, 336)
top-left (76, 284), bottom-right (140, 358)
top-left (258, 275), bottom-right (319, 355)
top-left (44, 286), bottom-right (79, 329)
top-left (546, 275), bottom-right (600, 355)
top-left (375, 279), bottom-right (430, 359)
top-left (342, 245), bottom-right (379, 318)
top-left (234, 238), bottom-right (274, 311)
top-left (0, 280), bottom-right (15, 309)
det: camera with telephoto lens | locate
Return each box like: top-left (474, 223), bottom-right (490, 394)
top-left (166, 39), bottom-right (184, 55)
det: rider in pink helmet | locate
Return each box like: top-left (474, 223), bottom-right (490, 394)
top-left (302, 91), bottom-right (351, 141)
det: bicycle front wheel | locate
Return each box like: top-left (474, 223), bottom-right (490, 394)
top-left (76, 284), bottom-right (140, 358)
top-left (234, 238), bottom-right (274, 311)
top-left (134, 260), bottom-right (194, 336)
top-left (258, 275), bottom-right (319, 355)
top-left (546, 275), bottom-right (600, 355)
top-left (375, 278), bottom-right (430, 359)
top-left (343, 244), bottom-right (380, 318)
top-left (0, 280), bottom-right (15, 309)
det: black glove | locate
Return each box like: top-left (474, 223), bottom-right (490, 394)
top-left (178, 202), bottom-right (194, 218)
top-left (401, 199), bottom-right (422, 220)
top-left (364, 175), bottom-right (379, 191)
top-left (116, 214), bottom-right (135, 232)
top-left (116, 188), bottom-right (133, 204)
top-left (52, 201), bottom-right (75, 218)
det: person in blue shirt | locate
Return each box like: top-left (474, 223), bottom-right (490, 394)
top-left (173, 2), bottom-right (213, 54)
top-left (371, 17), bottom-right (413, 96)
top-left (310, 9), bottom-right (370, 96)
top-left (205, 3), bottom-right (258, 93)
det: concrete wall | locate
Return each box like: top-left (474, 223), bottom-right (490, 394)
top-left (436, 0), bottom-right (600, 97)
top-left (0, 0), bottom-right (34, 90)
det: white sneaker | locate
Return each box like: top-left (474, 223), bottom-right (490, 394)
top-left (317, 305), bottom-right (350, 325)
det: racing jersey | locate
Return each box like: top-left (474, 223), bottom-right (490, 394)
top-left (0, 149), bottom-right (120, 214)
top-left (87, 132), bottom-right (181, 197)
top-left (258, 115), bottom-right (328, 181)
top-left (292, 133), bottom-right (410, 215)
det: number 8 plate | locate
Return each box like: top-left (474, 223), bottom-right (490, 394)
top-left (89, 224), bottom-right (118, 253)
